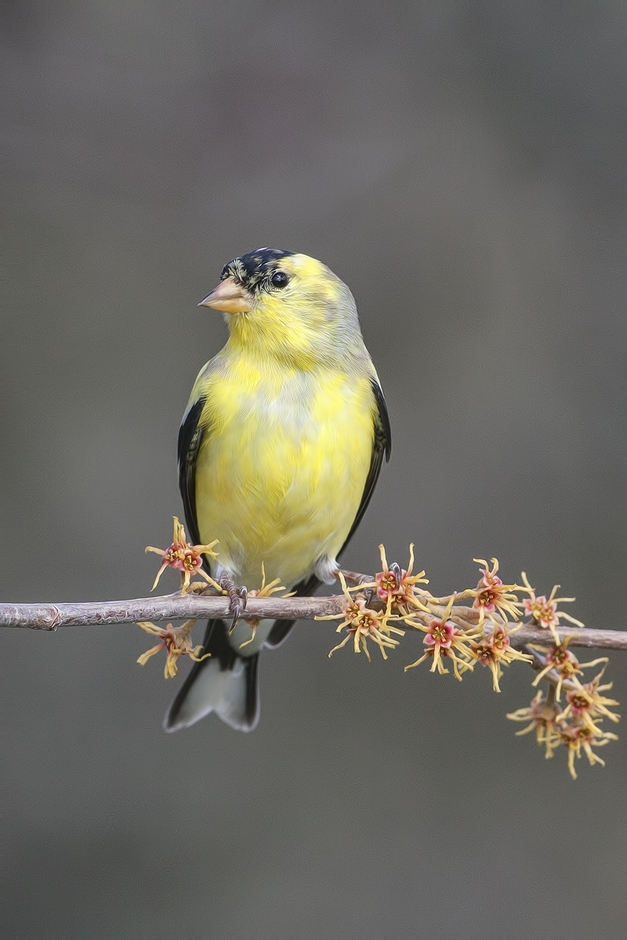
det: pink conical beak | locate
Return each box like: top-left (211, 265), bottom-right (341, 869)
top-left (198, 277), bottom-right (252, 314)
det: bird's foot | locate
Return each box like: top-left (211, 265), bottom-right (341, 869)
top-left (336, 568), bottom-right (375, 604)
top-left (219, 574), bottom-right (248, 632)
top-left (336, 568), bottom-right (372, 587)
top-left (388, 563), bottom-right (402, 592)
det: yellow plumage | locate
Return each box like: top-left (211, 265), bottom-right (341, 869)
top-left (194, 363), bottom-right (375, 590)
top-left (165, 248), bottom-right (390, 733)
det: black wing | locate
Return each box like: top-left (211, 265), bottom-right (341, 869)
top-left (267, 377), bottom-right (391, 648)
top-left (177, 397), bottom-right (206, 547)
top-left (338, 376), bottom-right (391, 556)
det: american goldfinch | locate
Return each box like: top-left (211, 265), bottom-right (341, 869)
top-left (165, 248), bottom-right (390, 732)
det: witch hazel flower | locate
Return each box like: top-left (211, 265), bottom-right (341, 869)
top-left (239, 562), bottom-right (293, 650)
top-left (145, 516), bottom-right (219, 595)
top-left (520, 572), bottom-right (584, 644)
top-left (404, 596), bottom-right (479, 681)
top-left (559, 723), bottom-right (619, 780)
top-left (471, 558), bottom-right (523, 626)
top-left (530, 638), bottom-right (607, 701)
top-left (469, 622), bottom-right (533, 692)
top-left (320, 572), bottom-right (405, 662)
top-left (373, 543), bottom-right (430, 614)
top-left (507, 690), bottom-right (562, 760)
top-left (559, 670), bottom-right (621, 734)
top-left (136, 619), bottom-right (210, 679)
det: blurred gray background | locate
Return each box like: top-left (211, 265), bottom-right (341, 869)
top-left (3, 2), bottom-right (627, 938)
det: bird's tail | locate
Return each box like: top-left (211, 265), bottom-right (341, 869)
top-left (163, 619), bottom-right (260, 733)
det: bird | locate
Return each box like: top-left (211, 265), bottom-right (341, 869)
top-left (164, 247), bottom-right (391, 732)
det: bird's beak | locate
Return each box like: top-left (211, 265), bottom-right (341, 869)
top-left (198, 277), bottom-right (252, 314)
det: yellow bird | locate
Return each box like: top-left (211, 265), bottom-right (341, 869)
top-left (165, 248), bottom-right (390, 732)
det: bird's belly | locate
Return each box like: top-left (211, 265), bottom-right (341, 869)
top-left (194, 377), bottom-right (374, 590)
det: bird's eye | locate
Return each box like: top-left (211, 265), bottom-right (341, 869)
top-left (270, 270), bottom-right (289, 289)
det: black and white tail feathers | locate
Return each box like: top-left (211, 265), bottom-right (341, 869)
top-left (163, 619), bottom-right (259, 733)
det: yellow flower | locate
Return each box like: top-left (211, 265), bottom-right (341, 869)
top-left (507, 691), bottom-right (562, 759)
top-left (321, 573), bottom-right (405, 662)
top-left (404, 596), bottom-right (479, 681)
top-left (558, 724), bottom-right (619, 781)
top-left (238, 562), bottom-right (293, 649)
top-left (145, 516), bottom-right (219, 594)
top-left (468, 623), bottom-right (533, 692)
top-left (373, 543), bottom-right (430, 613)
top-left (520, 572), bottom-right (584, 643)
top-left (137, 619), bottom-right (210, 679)
top-left (529, 637), bottom-right (607, 700)
top-left (508, 666), bottom-right (620, 778)
top-left (559, 670), bottom-right (620, 733)
top-left (471, 558), bottom-right (523, 626)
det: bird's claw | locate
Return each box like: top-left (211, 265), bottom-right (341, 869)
top-left (229, 586), bottom-right (248, 632)
top-left (219, 575), bottom-right (248, 632)
top-left (389, 563), bottom-right (402, 591)
top-left (336, 568), bottom-right (376, 604)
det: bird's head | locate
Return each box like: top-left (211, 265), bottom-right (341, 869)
top-left (199, 248), bottom-right (363, 367)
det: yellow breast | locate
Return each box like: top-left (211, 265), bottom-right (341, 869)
top-left (193, 357), bottom-right (375, 589)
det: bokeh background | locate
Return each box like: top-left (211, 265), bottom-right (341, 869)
top-left (3, 3), bottom-right (627, 937)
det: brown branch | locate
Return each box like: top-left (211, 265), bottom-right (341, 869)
top-left (504, 624), bottom-right (627, 651)
top-left (426, 605), bottom-right (627, 651)
top-left (0, 592), bottom-right (345, 630)
top-left (1, 586), bottom-right (627, 651)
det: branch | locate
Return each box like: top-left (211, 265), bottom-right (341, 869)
top-left (1, 588), bottom-right (627, 651)
top-left (6, 529), bottom-right (621, 780)
top-left (0, 592), bottom-right (344, 630)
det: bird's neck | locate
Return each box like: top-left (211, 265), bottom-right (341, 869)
top-left (226, 315), bottom-right (331, 371)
